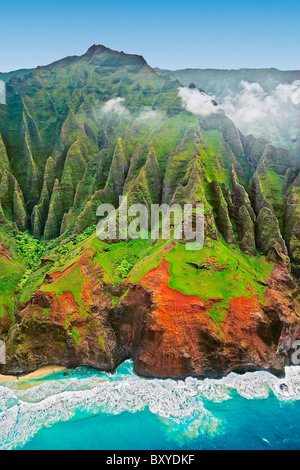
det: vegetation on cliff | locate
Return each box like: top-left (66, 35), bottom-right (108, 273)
top-left (0, 45), bottom-right (299, 378)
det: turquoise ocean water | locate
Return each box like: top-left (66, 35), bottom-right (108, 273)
top-left (1, 360), bottom-right (300, 450)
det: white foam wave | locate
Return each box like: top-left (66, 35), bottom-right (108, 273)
top-left (196, 366), bottom-right (300, 402)
top-left (1, 362), bottom-right (300, 449)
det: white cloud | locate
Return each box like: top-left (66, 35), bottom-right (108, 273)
top-left (220, 80), bottom-right (300, 149)
top-left (137, 109), bottom-right (159, 121)
top-left (291, 80), bottom-right (300, 105)
top-left (102, 97), bottom-right (129, 115)
top-left (100, 100), bottom-right (163, 124)
top-left (178, 86), bottom-right (220, 117)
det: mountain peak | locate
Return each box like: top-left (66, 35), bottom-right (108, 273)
top-left (86, 44), bottom-right (111, 55)
top-left (84, 44), bottom-right (148, 66)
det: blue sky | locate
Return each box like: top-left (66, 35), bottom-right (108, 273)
top-left (0, 0), bottom-right (299, 72)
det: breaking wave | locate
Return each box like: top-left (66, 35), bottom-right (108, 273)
top-left (1, 361), bottom-right (300, 449)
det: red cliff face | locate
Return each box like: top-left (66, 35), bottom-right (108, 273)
top-left (131, 260), bottom-right (300, 378)
top-left (1, 252), bottom-right (152, 375)
top-left (1, 253), bottom-right (300, 379)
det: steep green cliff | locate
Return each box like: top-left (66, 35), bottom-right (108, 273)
top-left (0, 46), bottom-right (299, 378)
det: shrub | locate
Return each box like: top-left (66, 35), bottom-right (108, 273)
top-left (114, 260), bottom-right (133, 279)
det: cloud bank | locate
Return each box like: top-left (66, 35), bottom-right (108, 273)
top-left (102, 97), bottom-right (129, 115)
top-left (101, 98), bottom-right (162, 123)
top-left (178, 86), bottom-right (220, 117)
top-left (178, 81), bottom-right (300, 153)
top-left (137, 109), bottom-right (160, 121)
top-left (220, 80), bottom-right (300, 148)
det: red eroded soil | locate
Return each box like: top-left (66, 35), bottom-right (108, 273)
top-left (2, 248), bottom-right (299, 379)
top-left (136, 260), bottom-right (224, 377)
top-left (133, 259), bottom-right (299, 378)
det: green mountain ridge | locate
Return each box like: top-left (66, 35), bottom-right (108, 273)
top-left (156, 67), bottom-right (300, 158)
top-left (0, 45), bottom-right (300, 379)
top-left (0, 69), bottom-right (32, 84)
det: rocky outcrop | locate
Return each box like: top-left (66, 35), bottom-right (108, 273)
top-left (236, 205), bottom-right (256, 255)
top-left (256, 207), bottom-right (288, 261)
top-left (210, 181), bottom-right (235, 244)
top-left (133, 260), bottom-right (300, 378)
top-left (0, 170), bottom-right (28, 230)
top-left (1, 251), bottom-right (299, 379)
top-left (0, 253), bottom-right (151, 375)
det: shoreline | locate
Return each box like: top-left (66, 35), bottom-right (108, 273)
top-left (0, 365), bottom-right (66, 383)
top-left (0, 360), bottom-right (294, 385)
